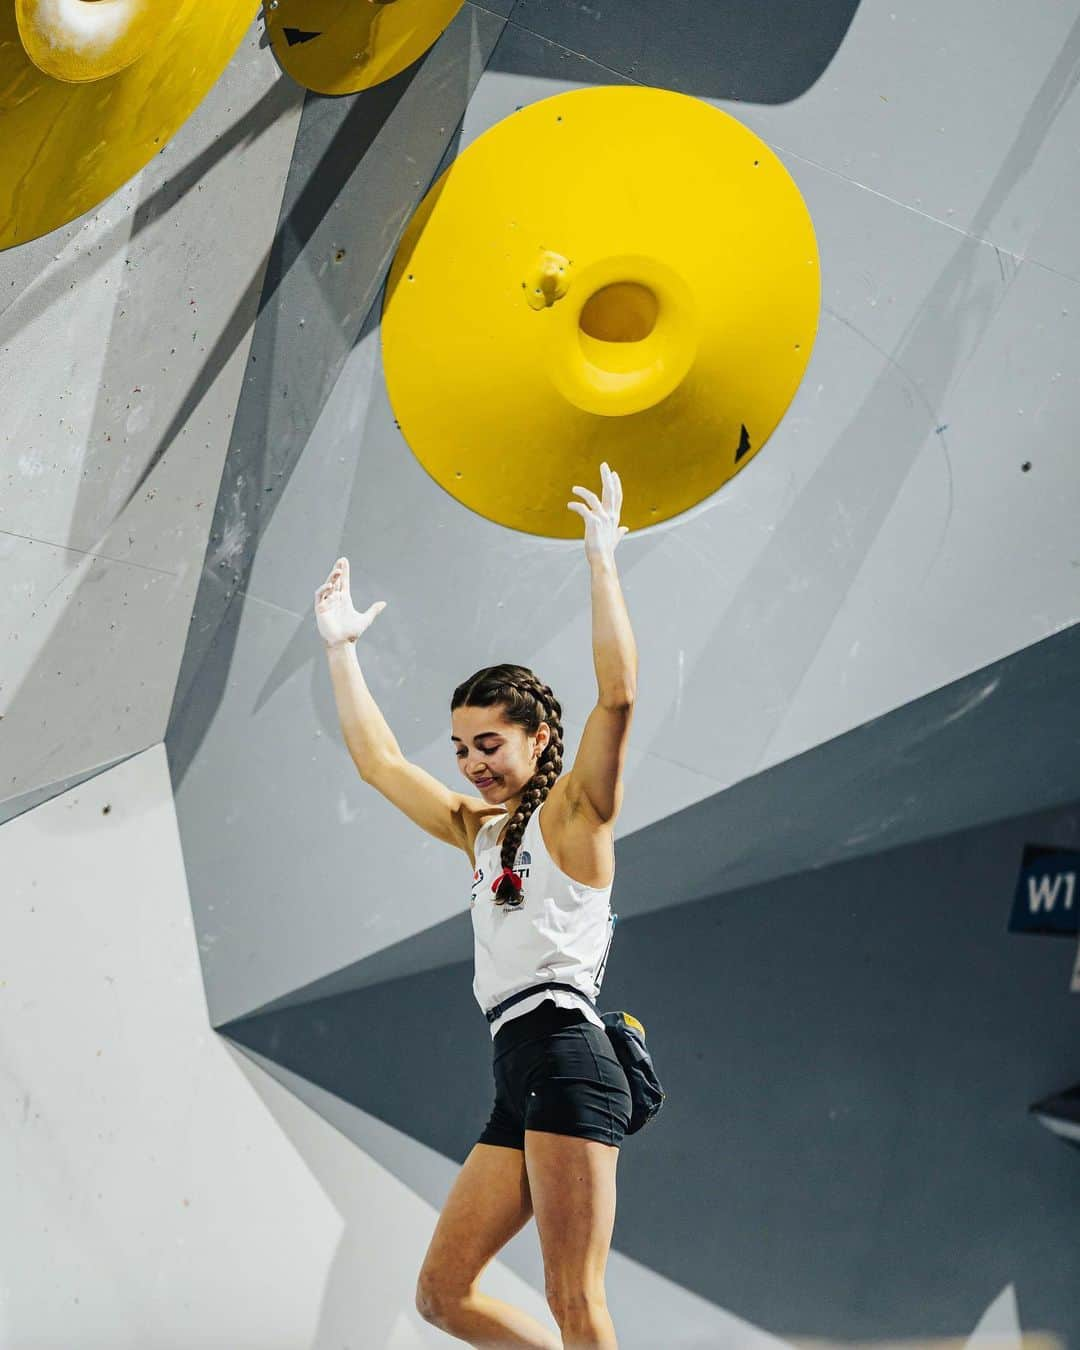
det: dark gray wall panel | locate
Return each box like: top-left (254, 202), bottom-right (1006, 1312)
top-left (507, 0), bottom-right (862, 100)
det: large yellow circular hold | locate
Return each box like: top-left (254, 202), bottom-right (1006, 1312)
top-left (1, 0), bottom-right (257, 250)
top-left (381, 86), bottom-right (821, 537)
top-left (264, 0), bottom-right (464, 96)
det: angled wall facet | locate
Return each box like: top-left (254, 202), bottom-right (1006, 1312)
top-left (0, 26), bottom-right (303, 817)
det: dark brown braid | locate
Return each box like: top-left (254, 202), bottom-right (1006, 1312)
top-left (450, 663), bottom-right (564, 906)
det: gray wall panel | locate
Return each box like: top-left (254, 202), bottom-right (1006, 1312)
top-left (1, 27), bottom-right (302, 813)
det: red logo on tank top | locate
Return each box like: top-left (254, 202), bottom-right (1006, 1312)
top-left (470, 858), bottom-right (533, 909)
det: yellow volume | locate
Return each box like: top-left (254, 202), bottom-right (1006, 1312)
top-left (381, 86), bottom-right (820, 538)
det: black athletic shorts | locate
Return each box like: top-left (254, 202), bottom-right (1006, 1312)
top-left (478, 999), bottom-right (633, 1150)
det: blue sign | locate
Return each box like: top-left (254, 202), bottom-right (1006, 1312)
top-left (1009, 845), bottom-right (1080, 935)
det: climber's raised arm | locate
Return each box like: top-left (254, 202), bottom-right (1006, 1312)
top-left (315, 557), bottom-right (472, 854)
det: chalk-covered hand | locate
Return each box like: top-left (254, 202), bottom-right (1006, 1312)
top-left (567, 461), bottom-right (629, 563)
top-left (314, 557), bottom-right (386, 648)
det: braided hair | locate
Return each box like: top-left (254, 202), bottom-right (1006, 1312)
top-left (451, 663), bottom-right (564, 906)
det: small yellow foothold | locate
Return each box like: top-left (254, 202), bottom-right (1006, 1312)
top-left (524, 250), bottom-right (572, 310)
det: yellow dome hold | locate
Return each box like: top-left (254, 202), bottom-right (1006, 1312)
top-left (1, 0), bottom-right (257, 249)
top-left (15, 0), bottom-right (190, 83)
top-left (264, 0), bottom-right (464, 96)
top-left (381, 85), bottom-right (821, 538)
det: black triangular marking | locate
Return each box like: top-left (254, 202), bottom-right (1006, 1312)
top-left (734, 423), bottom-right (752, 463)
top-left (283, 27), bottom-right (323, 46)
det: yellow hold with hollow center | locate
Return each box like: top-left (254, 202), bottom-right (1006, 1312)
top-left (381, 86), bottom-right (821, 538)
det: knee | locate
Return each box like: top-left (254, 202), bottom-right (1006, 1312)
top-left (546, 1284), bottom-right (607, 1324)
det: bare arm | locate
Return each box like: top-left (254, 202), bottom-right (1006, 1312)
top-left (315, 556), bottom-right (400, 775)
top-left (327, 642), bottom-right (471, 849)
top-left (325, 640), bottom-right (402, 777)
top-left (316, 557), bottom-right (471, 851)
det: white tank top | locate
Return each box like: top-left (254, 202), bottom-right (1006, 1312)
top-left (470, 800), bottom-right (615, 1038)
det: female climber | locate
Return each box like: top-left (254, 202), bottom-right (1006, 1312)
top-left (314, 461), bottom-right (636, 1350)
